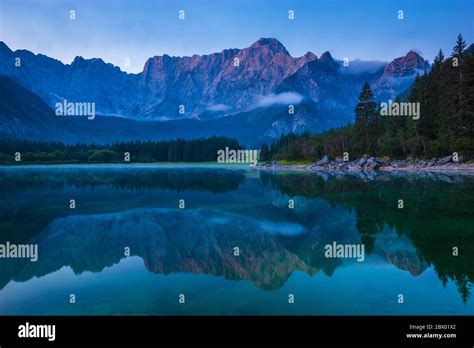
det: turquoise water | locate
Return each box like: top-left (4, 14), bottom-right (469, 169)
top-left (0, 165), bottom-right (473, 315)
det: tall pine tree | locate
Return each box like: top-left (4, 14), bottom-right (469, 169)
top-left (452, 33), bottom-right (467, 58)
top-left (354, 82), bottom-right (379, 155)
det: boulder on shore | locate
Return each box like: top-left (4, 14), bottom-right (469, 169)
top-left (380, 156), bottom-right (392, 167)
top-left (315, 155), bottom-right (330, 166)
top-left (437, 155), bottom-right (452, 165)
top-left (255, 155), bottom-right (474, 173)
top-left (363, 157), bottom-right (380, 170)
top-left (356, 154), bottom-right (370, 167)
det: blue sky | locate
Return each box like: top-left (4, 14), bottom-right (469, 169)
top-left (1, 0), bottom-right (472, 73)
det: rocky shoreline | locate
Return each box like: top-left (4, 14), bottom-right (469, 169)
top-left (254, 154), bottom-right (474, 173)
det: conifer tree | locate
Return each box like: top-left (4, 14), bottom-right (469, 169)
top-left (259, 143), bottom-right (270, 161)
top-left (354, 82), bottom-right (378, 155)
top-left (452, 33), bottom-right (466, 58)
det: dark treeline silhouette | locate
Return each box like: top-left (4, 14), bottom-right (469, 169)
top-left (261, 34), bottom-right (474, 162)
top-left (0, 136), bottom-right (242, 164)
top-left (0, 169), bottom-right (245, 195)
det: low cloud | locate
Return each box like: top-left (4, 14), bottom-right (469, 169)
top-left (206, 104), bottom-right (230, 112)
top-left (339, 59), bottom-right (387, 74)
top-left (256, 92), bottom-right (303, 107)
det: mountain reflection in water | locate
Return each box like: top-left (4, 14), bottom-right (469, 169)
top-left (0, 166), bottom-right (472, 314)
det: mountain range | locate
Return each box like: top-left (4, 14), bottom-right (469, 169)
top-left (0, 38), bottom-right (430, 145)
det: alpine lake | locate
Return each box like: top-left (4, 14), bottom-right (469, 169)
top-left (0, 164), bottom-right (472, 315)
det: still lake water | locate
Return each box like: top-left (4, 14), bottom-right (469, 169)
top-left (0, 164), bottom-right (473, 315)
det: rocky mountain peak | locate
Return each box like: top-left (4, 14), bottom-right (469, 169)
top-left (72, 56), bottom-right (85, 64)
top-left (0, 39), bottom-right (430, 128)
top-left (382, 51), bottom-right (429, 77)
top-left (315, 51), bottom-right (339, 71)
top-left (0, 41), bottom-right (13, 55)
top-left (250, 38), bottom-right (289, 55)
top-left (303, 51), bottom-right (317, 60)
top-left (320, 51), bottom-right (334, 62)
top-left (71, 56), bottom-right (107, 66)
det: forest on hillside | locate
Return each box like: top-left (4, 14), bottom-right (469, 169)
top-left (260, 34), bottom-right (474, 162)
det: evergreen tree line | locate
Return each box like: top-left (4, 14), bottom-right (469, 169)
top-left (261, 34), bottom-right (474, 162)
top-left (0, 136), bottom-right (242, 164)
